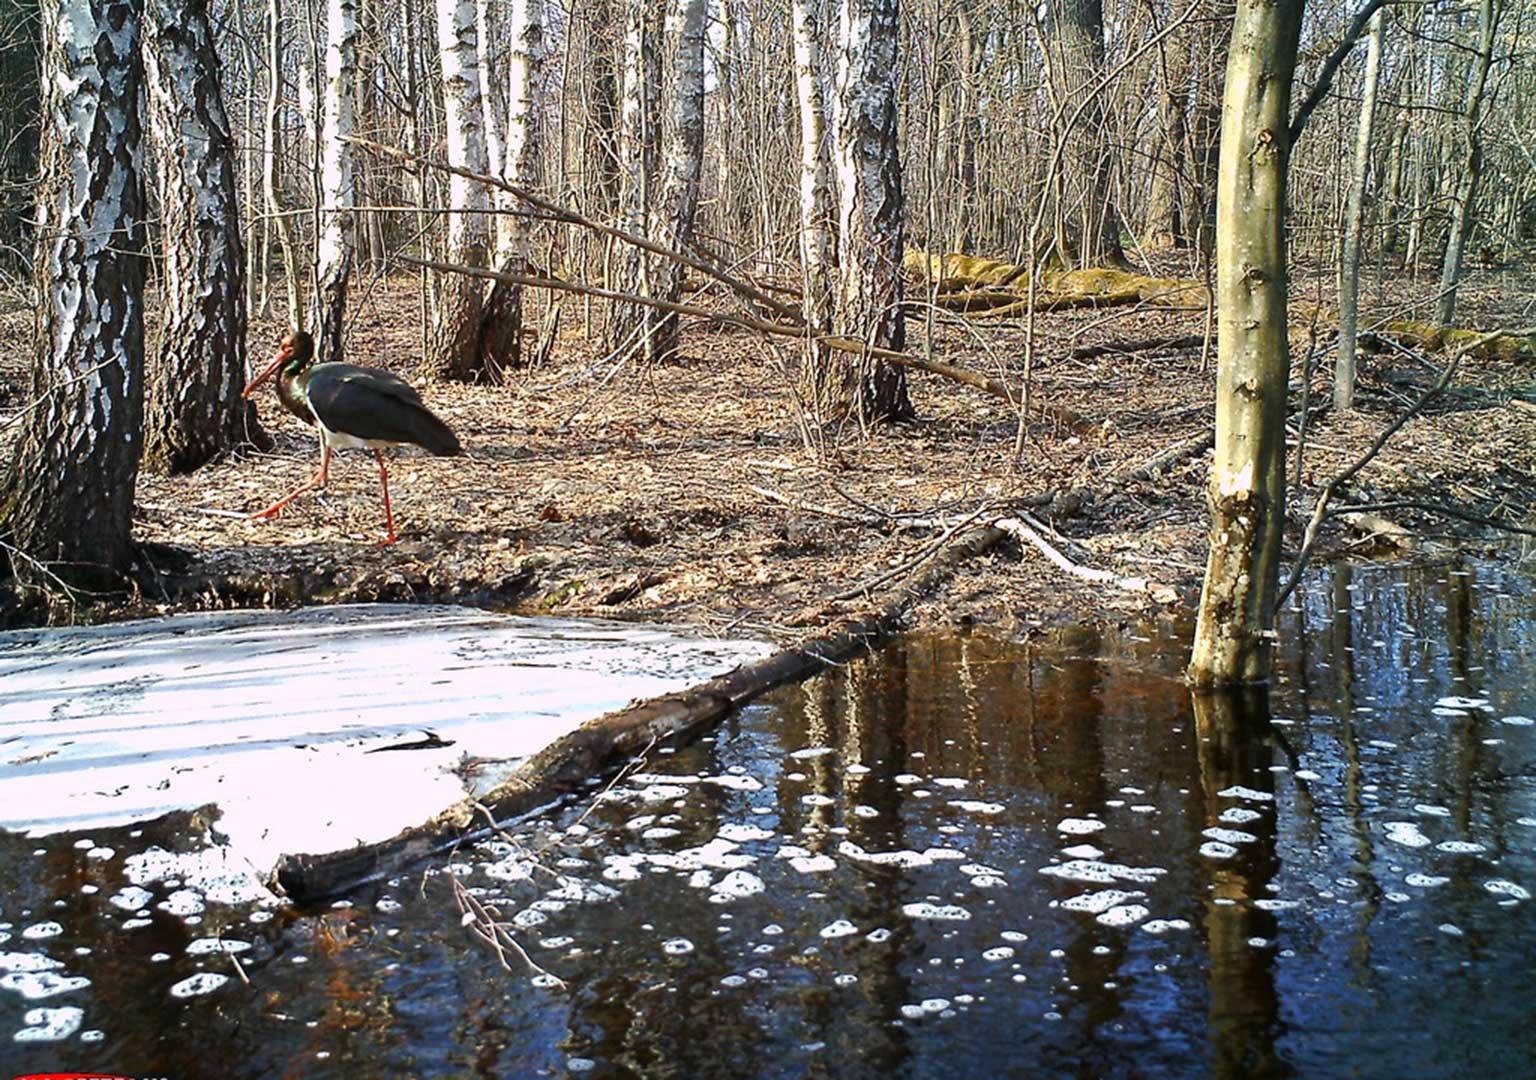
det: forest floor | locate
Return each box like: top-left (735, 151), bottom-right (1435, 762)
top-left (2, 256), bottom-right (1534, 640)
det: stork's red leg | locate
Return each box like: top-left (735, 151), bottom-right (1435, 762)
top-left (252, 446), bottom-right (332, 521)
top-left (374, 449), bottom-right (397, 546)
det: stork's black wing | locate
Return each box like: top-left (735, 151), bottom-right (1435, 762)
top-left (305, 362), bottom-right (462, 455)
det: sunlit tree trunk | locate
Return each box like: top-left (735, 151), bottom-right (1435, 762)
top-left (1334, 7), bottom-right (1384, 413)
top-left (311, 0), bottom-right (357, 364)
top-left (652, 0), bottom-right (707, 361)
top-left (264, 0), bottom-right (304, 329)
top-left (1188, 0), bottom-right (1305, 688)
top-left (141, 0), bottom-right (267, 473)
top-left (835, 0), bottom-right (913, 423)
top-left (1435, 0), bottom-right (1499, 327)
top-left (430, 0), bottom-right (492, 379)
top-left (480, 0), bottom-right (544, 369)
top-left (1, 0), bottom-right (147, 583)
top-left (1145, 12), bottom-right (1191, 249)
top-left (792, 0), bottom-right (837, 409)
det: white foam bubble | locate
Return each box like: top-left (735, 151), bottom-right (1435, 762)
top-left (933, 778), bottom-right (968, 789)
top-left (718, 824), bottom-right (774, 843)
top-left (0, 970), bottom-right (90, 1000)
top-left (790, 855), bottom-right (837, 874)
top-left (950, 800), bottom-right (1005, 815)
top-left (790, 747), bottom-right (836, 760)
top-left (801, 794), bottom-right (836, 807)
top-left (900, 903), bottom-right (971, 921)
top-left (1384, 822), bottom-right (1432, 848)
top-left (709, 871), bottom-right (765, 902)
top-left (1060, 844), bottom-right (1104, 859)
top-left (1062, 889), bottom-right (1145, 915)
top-left (1414, 805), bottom-right (1452, 818)
top-left (169, 972), bottom-right (229, 998)
top-left (1039, 860), bottom-right (1164, 884)
top-left (1217, 786), bottom-right (1274, 802)
top-left (1484, 879), bottom-right (1530, 901)
top-left (1499, 715), bottom-right (1534, 727)
top-left (12, 1005), bottom-right (83, 1042)
top-left (1199, 842), bottom-right (1237, 859)
top-left (1141, 919), bottom-right (1191, 934)
top-left (1218, 808), bottom-right (1263, 825)
top-left (819, 920), bottom-right (858, 939)
top-left (1405, 873), bottom-right (1450, 888)
top-left (185, 939), bottom-right (251, 955)
top-left (983, 946), bottom-right (1015, 961)
top-left (703, 775), bottom-right (765, 792)
top-left (662, 938), bottom-right (694, 955)
top-left (1436, 840), bottom-right (1486, 854)
top-left (1201, 828), bottom-right (1258, 845)
top-left (1096, 904), bottom-right (1149, 927)
top-left (1437, 696), bottom-right (1489, 709)
top-left (1057, 818), bottom-right (1106, 835)
top-left (20, 922), bottom-right (62, 941)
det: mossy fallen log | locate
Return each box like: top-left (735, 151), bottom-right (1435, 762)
top-left (904, 250), bottom-right (1209, 315)
top-left (1371, 321), bottom-right (1536, 362)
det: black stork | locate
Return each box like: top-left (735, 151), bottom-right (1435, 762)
top-left (242, 330), bottom-right (462, 546)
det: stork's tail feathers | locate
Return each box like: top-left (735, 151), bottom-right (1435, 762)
top-left (414, 409), bottom-right (463, 456)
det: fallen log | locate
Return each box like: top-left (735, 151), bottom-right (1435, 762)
top-left (270, 525), bottom-right (1007, 903)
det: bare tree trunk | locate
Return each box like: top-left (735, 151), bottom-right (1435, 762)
top-left (1188, 0), bottom-right (1305, 688)
top-left (1335, 7), bottom-right (1384, 413)
top-left (610, 0), bottom-right (663, 357)
top-left (1145, 10), bottom-right (1191, 249)
top-left (652, 0), bottom-right (707, 361)
top-left (1435, 0), bottom-right (1499, 327)
top-left (1, 0), bottom-right (147, 584)
top-left (835, 0), bottom-right (913, 423)
top-left (1042, 0), bottom-right (1123, 267)
top-left (430, 0), bottom-right (492, 378)
top-left (310, 0), bottom-right (358, 363)
top-left (264, 0), bottom-right (304, 329)
top-left (480, 0), bottom-right (545, 370)
top-left (792, 0), bottom-right (837, 411)
top-left (141, 0), bottom-right (268, 473)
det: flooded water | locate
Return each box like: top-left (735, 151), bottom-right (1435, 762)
top-left (3, 558), bottom-right (1534, 1077)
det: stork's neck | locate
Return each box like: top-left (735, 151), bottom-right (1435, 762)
top-left (275, 363), bottom-right (316, 426)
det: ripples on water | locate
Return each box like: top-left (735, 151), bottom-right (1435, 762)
top-left (3, 558), bottom-right (1534, 1077)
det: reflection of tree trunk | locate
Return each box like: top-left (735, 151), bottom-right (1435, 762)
top-left (1330, 564), bottom-right (1381, 975)
top-left (1191, 688), bottom-right (1284, 1080)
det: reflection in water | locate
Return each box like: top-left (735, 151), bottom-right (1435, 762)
top-left (3, 558), bottom-right (1535, 1078)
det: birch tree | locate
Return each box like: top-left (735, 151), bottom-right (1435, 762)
top-left (141, 0), bottom-right (266, 473)
top-left (311, 0), bottom-right (358, 364)
top-left (835, 0), bottom-right (913, 423)
top-left (1188, 0), bottom-right (1305, 687)
top-left (610, 0), bottom-right (663, 359)
top-left (1, 0), bottom-right (147, 582)
top-left (652, 0), bottom-right (707, 362)
top-left (792, 0), bottom-right (837, 408)
top-left (481, 0), bottom-right (544, 369)
top-left (430, 0), bottom-right (493, 378)
top-left (1334, 8), bottom-right (1385, 412)
top-left (1436, 0), bottom-right (1499, 327)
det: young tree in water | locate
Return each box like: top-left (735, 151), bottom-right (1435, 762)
top-left (1, 0), bottom-right (147, 583)
top-left (1187, 0), bottom-right (1305, 687)
top-left (141, 0), bottom-right (267, 473)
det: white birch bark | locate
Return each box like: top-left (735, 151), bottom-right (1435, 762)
top-left (311, 0), bottom-right (357, 364)
top-left (653, 0), bottom-right (707, 360)
top-left (791, 0), bottom-right (836, 396)
top-left (481, 0), bottom-right (544, 368)
top-left (3, 0), bottom-right (147, 577)
top-left (611, 0), bottom-right (662, 355)
top-left (142, 0), bottom-right (265, 472)
top-left (1334, 8), bottom-right (1385, 412)
top-left (476, 0), bottom-right (505, 199)
top-left (834, 0), bottom-right (911, 421)
top-left (431, 0), bottom-right (493, 378)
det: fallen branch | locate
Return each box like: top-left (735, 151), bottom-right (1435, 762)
top-left (269, 524), bottom-right (1007, 903)
top-left (995, 515), bottom-right (1178, 602)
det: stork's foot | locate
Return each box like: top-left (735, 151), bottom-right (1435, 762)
top-left (249, 505), bottom-right (283, 521)
top-left (378, 532), bottom-right (399, 548)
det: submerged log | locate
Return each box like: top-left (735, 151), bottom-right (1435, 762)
top-left (270, 525), bottom-right (1007, 903)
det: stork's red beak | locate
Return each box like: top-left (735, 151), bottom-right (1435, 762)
top-left (243, 341), bottom-right (293, 398)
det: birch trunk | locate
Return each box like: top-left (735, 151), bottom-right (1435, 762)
top-left (1, 0), bottom-right (147, 582)
top-left (264, 0), bottom-right (304, 329)
top-left (430, 0), bottom-right (492, 379)
top-left (1187, 0), bottom-right (1305, 687)
top-left (141, 0), bottom-right (267, 473)
top-left (1334, 8), bottom-right (1384, 413)
top-left (481, 0), bottom-right (544, 369)
top-left (310, 0), bottom-right (357, 364)
top-left (834, 0), bottom-right (913, 423)
top-left (1435, 0), bottom-right (1499, 327)
top-left (791, 0), bottom-right (836, 407)
top-left (652, 0), bottom-right (707, 362)
top-left (610, 0), bottom-right (663, 358)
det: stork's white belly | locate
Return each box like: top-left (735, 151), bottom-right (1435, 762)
top-left (317, 419), bottom-right (397, 452)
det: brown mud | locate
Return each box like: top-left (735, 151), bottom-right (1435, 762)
top-left (2, 261), bottom-right (1533, 639)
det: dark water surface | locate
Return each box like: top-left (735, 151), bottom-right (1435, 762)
top-left (4, 558), bottom-right (1534, 1078)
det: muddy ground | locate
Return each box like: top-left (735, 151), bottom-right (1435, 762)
top-left (2, 258), bottom-right (1534, 640)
